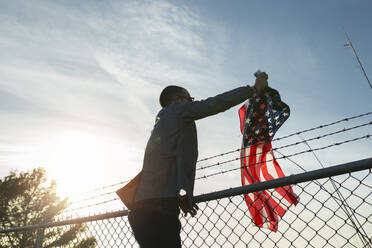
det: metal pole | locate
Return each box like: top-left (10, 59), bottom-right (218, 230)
top-left (35, 228), bottom-right (44, 248)
top-left (194, 157), bottom-right (372, 203)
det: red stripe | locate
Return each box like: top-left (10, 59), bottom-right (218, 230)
top-left (245, 195), bottom-right (263, 227)
top-left (248, 145), bottom-right (259, 183)
top-left (238, 104), bottom-right (247, 134)
top-left (272, 156), bottom-right (298, 206)
top-left (260, 143), bottom-right (298, 207)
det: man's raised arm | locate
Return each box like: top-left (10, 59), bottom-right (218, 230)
top-left (181, 72), bottom-right (268, 120)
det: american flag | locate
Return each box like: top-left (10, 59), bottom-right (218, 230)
top-left (239, 87), bottom-right (298, 232)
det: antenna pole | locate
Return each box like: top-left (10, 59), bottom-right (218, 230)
top-left (343, 29), bottom-right (372, 90)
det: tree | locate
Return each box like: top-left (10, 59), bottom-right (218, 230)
top-left (0, 168), bottom-right (97, 248)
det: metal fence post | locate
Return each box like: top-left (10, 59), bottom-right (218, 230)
top-left (35, 227), bottom-right (44, 248)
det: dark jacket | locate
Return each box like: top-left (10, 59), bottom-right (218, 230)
top-left (134, 86), bottom-right (255, 202)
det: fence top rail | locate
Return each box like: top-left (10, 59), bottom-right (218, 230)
top-left (195, 157), bottom-right (372, 203)
top-left (1, 157), bottom-right (371, 234)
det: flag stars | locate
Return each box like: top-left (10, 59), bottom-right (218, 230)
top-left (241, 92), bottom-right (290, 156)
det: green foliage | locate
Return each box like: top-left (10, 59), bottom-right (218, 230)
top-left (0, 168), bottom-right (97, 248)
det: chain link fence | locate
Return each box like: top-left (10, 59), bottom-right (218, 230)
top-left (1, 158), bottom-right (371, 247)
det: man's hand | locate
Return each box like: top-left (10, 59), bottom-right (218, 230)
top-left (179, 195), bottom-right (199, 217)
top-left (254, 72), bottom-right (269, 92)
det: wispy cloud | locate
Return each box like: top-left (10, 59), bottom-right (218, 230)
top-left (0, 0), bottom-right (230, 191)
top-left (0, 0), bottom-right (227, 125)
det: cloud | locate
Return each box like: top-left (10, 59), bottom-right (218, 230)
top-left (0, 0), bottom-right (229, 127)
top-left (0, 0), bottom-right (232, 185)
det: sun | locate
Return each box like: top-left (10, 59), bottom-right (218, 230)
top-left (29, 129), bottom-right (132, 202)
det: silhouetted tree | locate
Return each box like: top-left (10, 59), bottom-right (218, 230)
top-left (0, 168), bottom-right (96, 247)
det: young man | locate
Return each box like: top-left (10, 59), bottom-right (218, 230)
top-left (128, 73), bottom-right (269, 247)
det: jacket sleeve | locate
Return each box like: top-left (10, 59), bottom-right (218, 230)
top-left (180, 86), bottom-right (255, 120)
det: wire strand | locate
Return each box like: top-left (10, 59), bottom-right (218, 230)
top-left (196, 134), bottom-right (370, 180)
top-left (197, 122), bottom-right (371, 171)
top-left (197, 112), bottom-right (372, 163)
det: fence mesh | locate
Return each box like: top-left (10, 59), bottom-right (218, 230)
top-left (3, 167), bottom-right (368, 248)
top-left (1, 112), bottom-right (371, 247)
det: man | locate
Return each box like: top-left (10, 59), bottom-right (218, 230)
top-left (128, 73), bottom-right (269, 247)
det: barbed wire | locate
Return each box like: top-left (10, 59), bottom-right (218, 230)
top-left (196, 134), bottom-right (370, 180)
top-left (71, 112), bottom-right (372, 198)
top-left (273, 112), bottom-right (371, 140)
top-left (68, 190), bottom-right (117, 206)
top-left (61, 197), bottom-right (121, 214)
top-left (77, 179), bottom-right (130, 195)
top-left (197, 111), bottom-right (372, 163)
top-left (197, 122), bottom-right (371, 171)
top-left (63, 112), bottom-right (371, 209)
top-left (62, 134), bottom-right (370, 213)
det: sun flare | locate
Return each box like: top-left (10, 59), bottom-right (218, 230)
top-left (25, 129), bottom-right (138, 205)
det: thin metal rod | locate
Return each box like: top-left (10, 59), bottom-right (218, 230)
top-left (344, 29), bottom-right (372, 90)
top-left (300, 136), bottom-right (371, 247)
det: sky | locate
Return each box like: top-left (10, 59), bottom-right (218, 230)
top-left (0, 0), bottom-right (371, 202)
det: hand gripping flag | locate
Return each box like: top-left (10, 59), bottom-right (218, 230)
top-left (239, 87), bottom-right (298, 232)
